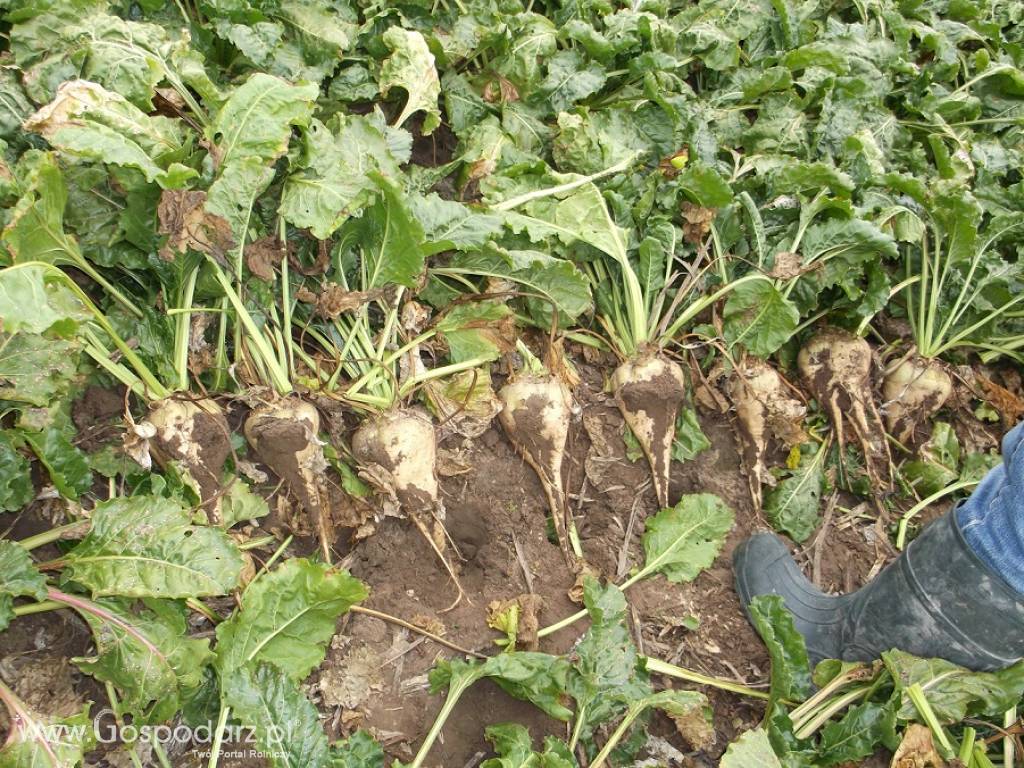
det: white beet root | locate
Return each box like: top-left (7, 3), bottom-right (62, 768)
top-left (882, 356), bottom-right (953, 445)
top-left (611, 352), bottom-right (686, 509)
top-left (797, 327), bottom-right (891, 487)
top-left (148, 397), bottom-right (230, 516)
top-left (497, 374), bottom-right (576, 565)
top-left (726, 358), bottom-right (806, 509)
top-left (352, 407), bottom-right (465, 608)
top-left (244, 398), bottom-right (331, 556)
top-left (351, 407), bottom-right (439, 512)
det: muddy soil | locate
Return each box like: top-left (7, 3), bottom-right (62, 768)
top-left (2, 357), bottom-right (892, 767)
top-left (316, 361), bottom-right (883, 765)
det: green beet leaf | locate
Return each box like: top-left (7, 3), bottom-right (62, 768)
top-left (22, 424), bottom-right (92, 501)
top-left (764, 443), bottom-right (827, 543)
top-left (537, 50), bottom-right (606, 114)
top-left (480, 723), bottom-right (574, 768)
top-left (883, 650), bottom-right (1024, 723)
top-left (815, 700), bottom-right (899, 766)
top-left (676, 163), bottom-right (734, 208)
top-left (209, 74), bottom-right (319, 168)
top-left (11, 7), bottom-right (173, 108)
top-left (436, 301), bottom-right (512, 363)
top-left (0, 431), bottom-right (34, 513)
top-left (380, 28), bottom-right (442, 133)
top-left (216, 479), bottom-right (271, 529)
top-left (331, 730), bottom-right (386, 768)
top-left (0, 332), bottom-right (81, 407)
top-left (0, 688), bottom-right (94, 768)
top-left (0, 539), bottom-right (47, 632)
top-left (430, 246), bottom-right (592, 326)
top-left (748, 595), bottom-right (813, 703)
top-left (62, 495), bottom-right (244, 598)
top-left (215, 558), bottom-right (368, 681)
top-left (901, 422), bottom-right (960, 497)
top-left (640, 493), bottom-right (735, 583)
top-left (719, 728), bottom-right (783, 768)
top-left (71, 596), bottom-right (213, 724)
top-left (335, 175), bottom-right (426, 290)
top-left (24, 80), bottom-right (195, 189)
top-left (221, 662), bottom-right (332, 768)
top-left (205, 73), bottom-right (318, 236)
top-left (429, 653), bottom-right (573, 722)
top-left (280, 115), bottom-right (406, 239)
top-left (723, 279), bottom-right (800, 357)
top-left (566, 579), bottom-right (652, 748)
top-left (414, 194), bottom-right (504, 255)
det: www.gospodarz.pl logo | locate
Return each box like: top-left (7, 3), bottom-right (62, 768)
top-left (23, 709), bottom-right (292, 759)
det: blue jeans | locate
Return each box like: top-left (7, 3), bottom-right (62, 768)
top-left (958, 422), bottom-right (1024, 596)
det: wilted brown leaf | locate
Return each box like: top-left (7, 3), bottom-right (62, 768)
top-left (245, 235), bottom-right (283, 281)
top-left (977, 373), bottom-right (1024, 427)
top-left (157, 189), bottom-right (235, 263)
top-left (402, 300), bottom-right (432, 333)
top-left (296, 283), bottom-right (382, 319)
top-left (767, 251), bottom-right (808, 280)
top-left (318, 283), bottom-right (380, 318)
top-left (486, 594), bottom-right (542, 650)
top-left (891, 724), bottom-right (946, 768)
top-left (671, 704), bottom-right (716, 751)
top-left (681, 202), bottom-right (716, 244)
top-left (483, 76), bottom-right (519, 103)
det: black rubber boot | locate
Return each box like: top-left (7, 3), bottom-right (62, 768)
top-left (734, 511), bottom-right (1024, 671)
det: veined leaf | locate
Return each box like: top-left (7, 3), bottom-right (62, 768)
top-left (331, 730), bottom-right (386, 768)
top-left (883, 650), bottom-right (1024, 723)
top-left (214, 558), bottom-right (367, 681)
top-left (0, 540), bottom-right (46, 632)
top-left (0, 687), bottom-right (94, 768)
top-left (71, 595), bottom-right (213, 724)
top-left (0, 332), bottom-right (81, 407)
top-left (217, 479), bottom-right (271, 529)
top-left (11, 6), bottom-right (176, 108)
top-left (430, 247), bottom-right (592, 324)
top-left (567, 579), bottom-right (652, 746)
top-left (336, 175), bottom-right (425, 290)
top-left (280, 116), bottom-right (405, 239)
top-left (429, 652), bottom-right (573, 722)
top-left (205, 158), bottom-right (277, 239)
top-left (748, 595), bottom-right (813, 702)
top-left (640, 493), bottom-right (735, 583)
top-left (902, 422), bottom-right (960, 497)
top-left (723, 279), bottom-right (800, 357)
top-left (677, 163), bottom-right (734, 207)
top-left (764, 442), bottom-right (827, 543)
top-left (1, 155), bottom-right (88, 280)
top-left (720, 728), bottom-right (783, 768)
top-left (414, 194), bottom-right (504, 254)
top-left (62, 495), bottom-right (244, 598)
top-left (24, 80), bottom-right (196, 189)
top-left (816, 700), bottom-right (899, 765)
top-left (22, 425), bottom-right (92, 501)
top-left (537, 50), bottom-right (606, 114)
top-left (480, 724), bottom-right (574, 768)
top-left (672, 407), bottom-right (711, 462)
top-left (221, 662), bottom-right (332, 768)
top-left (206, 73), bottom-right (318, 236)
top-left (380, 28), bottom-right (441, 133)
top-left (0, 64), bottom-right (33, 142)
top-left (209, 73), bottom-right (318, 168)
top-left (436, 301), bottom-right (513, 363)
top-left (0, 431), bottom-right (34, 514)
